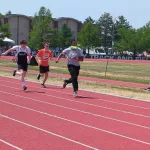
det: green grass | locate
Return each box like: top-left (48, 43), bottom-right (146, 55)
top-left (0, 60), bottom-right (150, 84)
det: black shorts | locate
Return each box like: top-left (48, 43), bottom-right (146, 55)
top-left (39, 66), bottom-right (50, 73)
top-left (17, 64), bottom-right (28, 71)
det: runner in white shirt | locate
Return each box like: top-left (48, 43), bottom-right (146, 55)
top-left (56, 41), bottom-right (84, 97)
top-left (1, 40), bottom-right (31, 90)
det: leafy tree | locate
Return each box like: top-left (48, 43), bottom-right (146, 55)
top-left (115, 27), bottom-right (135, 53)
top-left (114, 16), bottom-right (132, 41)
top-left (114, 27), bottom-right (149, 57)
top-left (96, 12), bottom-right (113, 53)
top-left (0, 13), bottom-right (11, 47)
top-left (137, 24), bottom-right (150, 52)
top-left (0, 24), bottom-right (11, 38)
top-left (0, 13), bottom-right (2, 27)
top-left (78, 22), bottom-right (101, 54)
top-left (84, 16), bottom-right (95, 24)
top-left (28, 7), bottom-right (53, 50)
top-left (59, 24), bottom-right (72, 48)
top-left (50, 29), bottom-right (61, 48)
top-left (115, 16), bottom-right (131, 29)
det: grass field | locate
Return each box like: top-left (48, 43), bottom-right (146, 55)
top-left (1, 59), bottom-right (150, 84)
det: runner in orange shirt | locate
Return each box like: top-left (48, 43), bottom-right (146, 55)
top-left (36, 42), bottom-right (53, 88)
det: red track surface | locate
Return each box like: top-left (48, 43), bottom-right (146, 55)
top-left (0, 76), bottom-right (150, 150)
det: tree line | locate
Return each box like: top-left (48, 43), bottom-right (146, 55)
top-left (1, 6), bottom-right (150, 56)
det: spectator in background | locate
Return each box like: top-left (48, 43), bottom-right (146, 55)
top-left (1, 46), bottom-right (6, 53)
top-left (143, 51), bottom-right (150, 58)
top-left (143, 51), bottom-right (150, 91)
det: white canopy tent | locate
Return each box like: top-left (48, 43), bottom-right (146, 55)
top-left (3, 37), bottom-right (15, 44)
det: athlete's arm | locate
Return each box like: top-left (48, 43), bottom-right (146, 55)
top-left (26, 47), bottom-right (31, 63)
top-left (27, 52), bottom-right (31, 63)
top-left (77, 49), bottom-right (84, 61)
top-left (56, 48), bottom-right (69, 63)
top-left (77, 56), bottom-right (84, 61)
top-left (49, 51), bottom-right (53, 60)
top-left (56, 53), bottom-right (64, 63)
top-left (35, 51), bottom-right (41, 65)
top-left (1, 47), bottom-right (16, 56)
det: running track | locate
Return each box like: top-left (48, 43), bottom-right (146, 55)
top-left (0, 76), bottom-right (150, 150)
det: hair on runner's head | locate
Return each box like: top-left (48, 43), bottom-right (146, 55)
top-left (42, 41), bottom-right (50, 45)
top-left (71, 40), bottom-right (77, 45)
top-left (20, 40), bottom-right (27, 44)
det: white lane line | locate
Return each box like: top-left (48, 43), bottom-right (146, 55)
top-left (0, 85), bottom-right (149, 119)
top-left (96, 98), bottom-right (150, 110)
top-left (0, 91), bottom-right (150, 130)
top-left (0, 114), bottom-right (99, 150)
top-left (0, 72), bottom-right (150, 104)
top-left (0, 100), bottom-right (150, 145)
top-left (0, 78), bottom-right (150, 110)
top-left (0, 139), bottom-right (23, 150)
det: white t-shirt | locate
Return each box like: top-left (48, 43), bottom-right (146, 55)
top-left (12, 45), bottom-right (31, 55)
top-left (62, 46), bottom-right (84, 66)
top-left (12, 45), bottom-right (31, 64)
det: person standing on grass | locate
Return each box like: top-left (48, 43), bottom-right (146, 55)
top-left (143, 51), bottom-right (150, 90)
top-left (143, 51), bottom-right (150, 58)
top-left (56, 41), bottom-right (84, 97)
top-left (0, 40), bottom-right (31, 90)
top-left (36, 42), bottom-right (53, 88)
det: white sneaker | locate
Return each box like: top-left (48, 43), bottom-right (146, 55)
top-left (144, 87), bottom-right (150, 91)
top-left (73, 91), bottom-right (78, 97)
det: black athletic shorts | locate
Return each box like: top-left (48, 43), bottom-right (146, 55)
top-left (17, 64), bottom-right (28, 71)
top-left (39, 65), bottom-right (50, 73)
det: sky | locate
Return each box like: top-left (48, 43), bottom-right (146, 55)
top-left (1, 0), bottom-right (150, 29)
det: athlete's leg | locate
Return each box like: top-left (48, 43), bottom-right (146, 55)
top-left (20, 70), bottom-right (27, 90)
top-left (41, 72), bottom-right (48, 88)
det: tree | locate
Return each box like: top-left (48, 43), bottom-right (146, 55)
top-left (137, 24), bottom-right (150, 52)
top-left (115, 16), bottom-right (131, 29)
top-left (114, 27), bottom-right (149, 57)
top-left (114, 16), bottom-right (132, 41)
top-left (0, 13), bottom-right (11, 47)
top-left (96, 12), bottom-right (113, 53)
top-left (78, 22), bottom-right (101, 55)
top-left (50, 29), bottom-right (61, 48)
top-left (59, 24), bottom-right (72, 48)
top-left (84, 16), bottom-right (95, 24)
top-left (28, 7), bottom-right (53, 50)
top-left (114, 27), bottom-right (132, 53)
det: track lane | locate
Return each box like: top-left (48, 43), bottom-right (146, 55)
top-left (0, 84), bottom-right (149, 128)
top-left (0, 76), bottom-right (149, 109)
top-left (0, 76), bottom-right (149, 150)
top-left (1, 116), bottom-right (94, 150)
top-left (1, 102), bottom-right (150, 150)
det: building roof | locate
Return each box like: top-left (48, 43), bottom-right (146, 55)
top-left (55, 17), bottom-right (82, 23)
